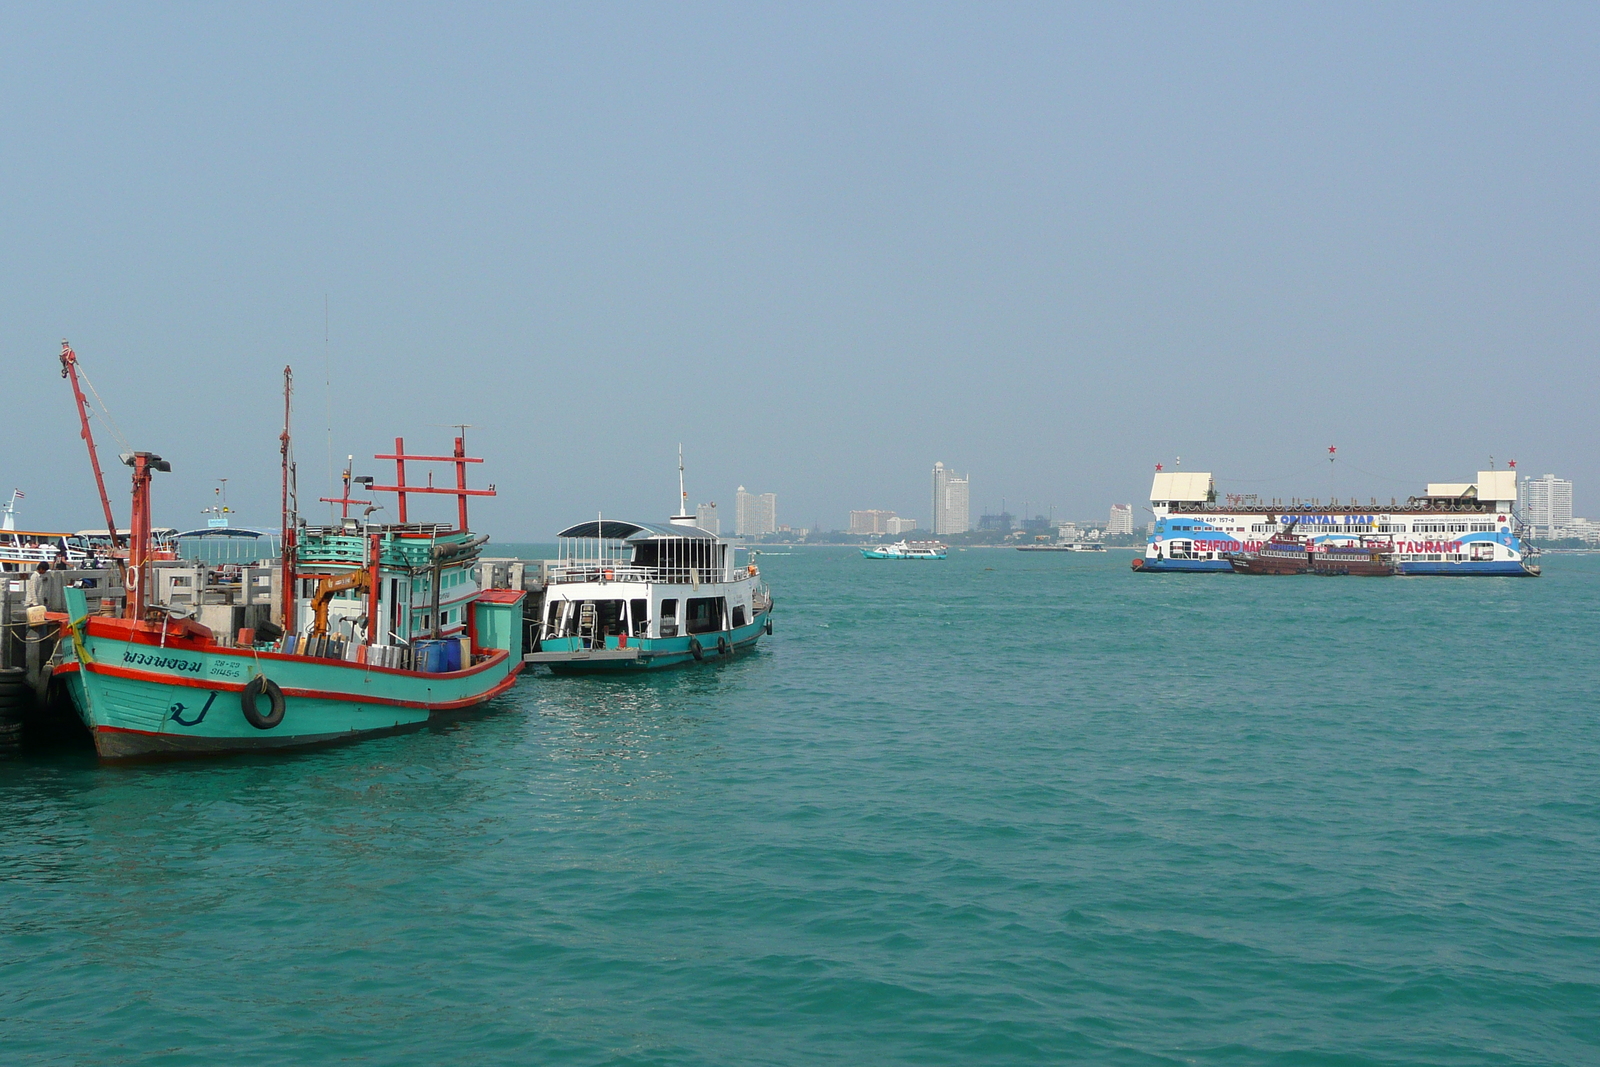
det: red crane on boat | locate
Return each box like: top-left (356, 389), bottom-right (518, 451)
top-left (58, 341), bottom-right (121, 550)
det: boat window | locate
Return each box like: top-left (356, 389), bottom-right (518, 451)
top-left (685, 596), bottom-right (725, 635)
top-left (660, 597), bottom-right (679, 637)
top-left (547, 600), bottom-right (563, 627)
top-left (732, 605), bottom-right (747, 628)
top-left (630, 598), bottom-right (649, 636)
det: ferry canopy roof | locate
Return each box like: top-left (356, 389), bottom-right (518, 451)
top-left (557, 519), bottom-right (717, 541)
top-left (75, 527), bottom-right (180, 538)
top-left (1150, 472), bottom-right (1214, 503)
top-left (174, 526), bottom-right (278, 539)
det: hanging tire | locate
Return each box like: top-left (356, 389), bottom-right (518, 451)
top-left (241, 676), bottom-right (286, 730)
top-left (717, 636), bottom-right (730, 656)
top-left (689, 638), bottom-right (703, 662)
top-left (763, 617), bottom-right (772, 636)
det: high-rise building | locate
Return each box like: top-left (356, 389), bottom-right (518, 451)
top-left (695, 502), bottom-right (719, 534)
top-left (735, 486), bottom-right (777, 536)
top-left (850, 510), bottom-right (897, 535)
top-left (1522, 473), bottom-right (1573, 536)
top-left (1107, 503), bottom-right (1134, 536)
top-left (886, 516), bottom-right (918, 535)
top-left (931, 463), bottom-right (970, 535)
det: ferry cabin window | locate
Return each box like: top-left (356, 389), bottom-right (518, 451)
top-left (660, 598), bottom-right (679, 637)
top-left (685, 596), bottom-right (726, 635)
top-left (732, 605), bottom-right (747, 628)
top-left (630, 599), bottom-right (649, 637)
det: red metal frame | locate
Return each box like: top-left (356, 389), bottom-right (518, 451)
top-left (59, 342), bottom-right (120, 549)
top-left (319, 459), bottom-right (372, 518)
top-left (280, 367), bottom-right (297, 634)
top-left (124, 453), bottom-right (159, 620)
top-left (369, 436), bottom-right (494, 532)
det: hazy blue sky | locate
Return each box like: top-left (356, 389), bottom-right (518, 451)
top-left (3, 3), bottom-right (1596, 536)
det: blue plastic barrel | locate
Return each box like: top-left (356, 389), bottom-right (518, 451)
top-left (412, 639), bottom-right (449, 673)
top-left (443, 639), bottom-right (462, 672)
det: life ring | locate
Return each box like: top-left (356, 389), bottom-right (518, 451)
top-left (717, 635), bottom-right (730, 656)
top-left (689, 637), bottom-right (703, 662)
top-left (241, 676), bottom-right (286, 729)
top-left (124, 566), bottom-right (139, 590)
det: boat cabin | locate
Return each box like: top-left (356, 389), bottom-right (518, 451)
top-left (539, 519), bottom-right (760, 646)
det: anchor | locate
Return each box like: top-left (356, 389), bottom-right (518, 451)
top-left (169, 691), bottom-right (218, 727)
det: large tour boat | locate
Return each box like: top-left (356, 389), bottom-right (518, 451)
top-left (56, 370), bottom-right (525, 760)
top-left (862, 540), bottom-right (948, 559)
top-left (1132, 469), bottom-right (1539, 576)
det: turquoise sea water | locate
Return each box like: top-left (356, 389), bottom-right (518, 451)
top-left (4, 548), bottom-right (1598, 1065)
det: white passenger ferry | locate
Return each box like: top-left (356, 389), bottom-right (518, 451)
top-left (1133, 469), bottom-right (1538, 576)
top-left (527, 516), bottom-right (773, 672)
top-left (861, 540), bottom-right (948, 560)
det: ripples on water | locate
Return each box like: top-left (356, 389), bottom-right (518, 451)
top-left (3, 550), bottom-right (1598, 1065)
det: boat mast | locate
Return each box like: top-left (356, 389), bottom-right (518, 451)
top-left (122, 451), bottom-right (169, 620)
top-left (280, 366), bottom-right (298, 634)
top-left (670, 444), bottom-right (696, 526)
top-left (58, 342), bottom-right (121, 549)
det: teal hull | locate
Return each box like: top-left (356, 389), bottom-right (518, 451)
top-left (60, 591), bottom-right (523, 760)
top-left (531, 613), bottom-right (771, 673)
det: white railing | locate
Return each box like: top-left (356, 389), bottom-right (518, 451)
top-left (547, 562), bottom-right (737, 585)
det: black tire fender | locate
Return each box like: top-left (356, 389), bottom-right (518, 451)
top-left (241, 676), bottom-right (286, 730)
top-left (717, 636), bottom-right (730, 656)
top-left (763, 617), bottom-right (773, 636)
top-left (689, 638), bottom-right (703, 662)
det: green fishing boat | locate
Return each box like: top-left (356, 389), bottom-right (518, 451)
top-left (57, 368), bottom-right (525, 760)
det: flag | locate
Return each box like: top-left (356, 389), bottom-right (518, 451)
top-left (12, 489), bottom-right (22, 498)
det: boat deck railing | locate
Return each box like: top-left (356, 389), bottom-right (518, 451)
top-left (302, 522), bottom-right (458, 538)
top-left (1166, 498), bottom-right (1498, 515)
top-left (547, 562), bottom-right (736, 585)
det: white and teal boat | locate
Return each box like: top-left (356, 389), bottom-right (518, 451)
top-left (526, 516), bottom-right (773, 673)
top-left (861, 539), bottom-right (948, 560)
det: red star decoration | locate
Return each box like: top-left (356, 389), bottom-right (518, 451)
top-left (1508, 459), bottom-right (1516, 468)
top-left (1328, 446), bottom-right (1337, 455)
top-left (1155, 463), bottom-right (1163, 471)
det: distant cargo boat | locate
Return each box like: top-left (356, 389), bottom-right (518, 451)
top-left (1310, 542), bottom-right (1397, 577)
top-left (1018, 541), bottom-right (1106, 552)
top-left (862, 540), bottom-right (948, 560)
top-left (1132, 469), bottom-right (1539, 576)
top-left (1226, 526), bottom-right (1310, 575)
